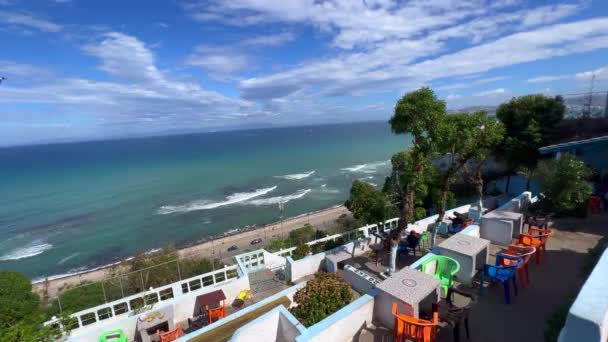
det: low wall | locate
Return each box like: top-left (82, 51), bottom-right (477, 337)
top-left (230, 306), bottom-right (305, 342)
top-left (287, 252), bottom-right (327, 282)
top-left (67, 274), bottom-right (250, 341)
top-left (559, 248), bottom-right (608, 342)
top-left (177, 283), bottom-right (306, 342)
top-left (297, 294), bottom-right (375, 342)
top-left (343, 265), bottom-right (379, 294)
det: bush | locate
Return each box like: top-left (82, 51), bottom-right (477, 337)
top-left (266, 238), bottom-right (288, 252)
top-left (291, 244), bottom-right (311, 260)
top-left (290, 272), bottom-right (353, 326)
top-left (310, 243), bottom-right (324, 254)
top-left (288, 224), bottom-right (315, 245)
top-left (323, 237), bottom-right (345, 251)
top-left (0, 271), bottom-right (57, 341)
top-left (535, 154), bottom-right (592, 216)
top-left (0, 271), bottom-right (41, 329)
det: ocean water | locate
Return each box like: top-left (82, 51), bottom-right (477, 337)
top-left (0, 122), bottom-right (408, 278)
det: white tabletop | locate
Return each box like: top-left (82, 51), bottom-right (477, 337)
top-left (438, 233), bottom-right (490, 256)
top-left (376, 267), bottom-right (439, 305)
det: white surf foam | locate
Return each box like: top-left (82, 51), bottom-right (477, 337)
top-left (248, 189), bottom-right (312, 206)
top-left (275, 170), bottom-right (316, 180)
top-left (57, 253), bottom-right (80, 265)
top-left (158, 186), bottom-right (277, 214)
top-left (341, 160), bottom-right (389, 173)
top-left (0, 242), bottom-right (53, 261)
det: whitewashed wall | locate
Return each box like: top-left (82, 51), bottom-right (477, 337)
top-left (298, 295), bottom-right (374, 342)
top-left (559, 248), bottom-right (608, 342)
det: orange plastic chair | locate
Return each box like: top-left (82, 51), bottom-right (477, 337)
top-left (499, 244), bottom-right (536, 287)
top-left (589, 195), bottom-right (602, 213)
top-left (518, 227), bottom-right (553, 265)
top-left (392, 303), bottom-right (438, 342)
top-left (207, 305), bottom-right (226, 324)
top-left (157, 326), bottom-right (183, 342)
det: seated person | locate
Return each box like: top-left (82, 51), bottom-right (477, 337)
top-left (406, 230), bottom-right (420, 248)
top-left (450, 212), bottom-right (465, 226)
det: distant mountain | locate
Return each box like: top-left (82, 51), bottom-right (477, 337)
top-left (449, 105), bottom-right (497, 116)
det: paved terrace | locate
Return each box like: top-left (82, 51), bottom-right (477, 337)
top-left (351, 212), bottom-right (608, 342)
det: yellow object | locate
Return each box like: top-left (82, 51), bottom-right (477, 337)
top-left (237, 290), bottom-right (251, 301)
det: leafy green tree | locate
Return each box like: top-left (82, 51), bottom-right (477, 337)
top-left (0, 271), bottom-right (57, 342)
top-left (386, 87), bottom-right (445, 272)
top-left (290, 272), bottom-right (353, 326)
top-left (497, 94), bottom-right (565, 191)
top-left (345, 180), bottom-right (392, 227)
top-left (535, 154), bottom-right (592, 216)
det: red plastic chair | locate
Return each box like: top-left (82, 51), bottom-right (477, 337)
top-left (207, 305), bottom-right (226, 324)
top-left (462, 218), bottom-right (474, 229)
top-left (589, 195), bottom-right (602, 213)
top-left (392, 302), bottom-right (438, 342)
top-left (157, 326), bottom-right (183, 342)
top-left (518, 227), bottom-right (553, 265)
top-left (499, 244), bottom-right (536, 287)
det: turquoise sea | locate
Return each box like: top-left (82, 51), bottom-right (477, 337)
top-left (0, 122), bottom-right (408, 278)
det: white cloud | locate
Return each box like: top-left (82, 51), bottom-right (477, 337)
top-left (575, 65), bottom-right (608, 80)
top-left (241, 32), bottom-right (294, 46)
top-left (436, 76), bottom-right (509, 91)
top-left (526, 75), bottom-right (570, 83)
top-left (185, 46), bottom-right (250, 80)
top-left (0, 10), bottom-right (61, 32)
top-left (238, 17), bottom-right (608, 102)
top-left (474, 88), bottom-right (508, 97)
top-left (446, 94), bottom-right (462, 100)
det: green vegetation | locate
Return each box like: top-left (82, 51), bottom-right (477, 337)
top-left (328, 214), bottom-right (362, 234)
top-left (51, 248), bottom-right (222, 314)
top-left (535, 154), bottom-right (592, 217)
top-left (0, 271), bottom-right (58, 342)
top-left (429, 111), bottom-right (505, 247)
top-left (291, 244), bottom-right (311, 260)
top-left (496, 94), bottom-right (565, 191)
top-left (290, 272), bottom-right (353, 326)
top-left (345, 180), bottom-right (392, 227)
top-left (265, 224), bottom-right (329, 252)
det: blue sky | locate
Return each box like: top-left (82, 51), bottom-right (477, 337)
top-left (1, 0), bottom-right (608, 146)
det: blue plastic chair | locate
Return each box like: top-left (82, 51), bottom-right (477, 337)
top-left (448, 223), bottom-right (462, 235)
top-left (479, 254), bottom-right (523, 304)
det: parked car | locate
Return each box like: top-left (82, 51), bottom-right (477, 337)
top-left (227, 245), bottom-right (238, 252)
top-left (250, 238), bottom-right (263, 245)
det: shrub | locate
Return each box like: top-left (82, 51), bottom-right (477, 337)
top-left (323, 237), bottom-right (345, 251)
top-left (288, 224), bottom-right (316, 245)
top-left (290, 272), bottom-right (353, 326)
top-left (291, 244), bottom-right (311, 260)
top-left (266, 238), bottom-right (288, 252)
top-left (0, 271), bottom-right (57, 341)
top-left (310, 243), bottom-right (324, 255)
top-left (535, 154), bottom-right (592, 216)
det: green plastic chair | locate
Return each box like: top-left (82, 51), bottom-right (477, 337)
top-left (419, 231), bottom-right (429, 252)
top-left (421, 255), bottom-right (460, 296)
top-left (98, 329), bottom-right (127, 342)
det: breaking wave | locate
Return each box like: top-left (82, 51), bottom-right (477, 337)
top-left (248, 189), bottom-right (312, 206)
top-left (0, 242), bottom-right (53, 261)
top-left (57, 253), bottom-right (80, 265)
top-left (158, 186), bottom-right (277, 214)
top-left (341, 160), bottom-right (390, 173)
top-left (275, 170), bottom-right (316, 180)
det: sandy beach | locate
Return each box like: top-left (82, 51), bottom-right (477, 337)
top-left (33, 205), bottom-right (350, 299)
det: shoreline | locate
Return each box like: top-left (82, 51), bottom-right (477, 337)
top-left (33, 205), bottom-right (350, 298)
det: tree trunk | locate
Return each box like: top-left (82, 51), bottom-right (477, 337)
top-left (389, 244), bottom-right (398, 273)
top-left (431, 179), bottom-right (451, 249)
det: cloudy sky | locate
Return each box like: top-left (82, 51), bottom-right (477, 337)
top-left (1, 0), bottom-right (608, 146)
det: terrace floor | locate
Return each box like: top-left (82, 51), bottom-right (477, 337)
top-left (353, 212), bottom-right (608, 342)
